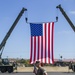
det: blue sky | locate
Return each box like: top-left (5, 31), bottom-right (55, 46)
top-left (0, 0), bottom-right (75, 59)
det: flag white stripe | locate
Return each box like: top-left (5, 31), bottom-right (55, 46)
top-left (36, 37), bottom-right (38, 61)
top-left (43, 23), bottom-right (45, 63)
top-left (50, 23), bottom-right (52, 64)
top-left (46, 23), bottom-right (48, 63)
top-left (39, 36), bottom-right (41, 62)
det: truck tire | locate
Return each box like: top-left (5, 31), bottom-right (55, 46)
top-left (7, 67), bottom-right (13, 73)
top-left (1, 67), bottom-right (6, 73)
top-left (72, 65), bottom-right (75, 72)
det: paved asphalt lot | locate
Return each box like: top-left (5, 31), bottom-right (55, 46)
top-left (0, 72), bottom-right (75, 75)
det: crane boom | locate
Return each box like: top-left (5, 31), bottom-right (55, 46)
top-left (56, 5), bottom-right (75, 32)
top-left (0, 8), bottom-right (27, 58)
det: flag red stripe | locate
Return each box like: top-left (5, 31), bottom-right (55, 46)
top-left (34, 37), bottom-right (36, 62)
top-left (44, 23), bottom-right (46, 63)
top-left (38, 37), bottom-right (39, 60)
top-left (41, 36), bottom-right (43, 63)
top-left (39, 36), bottom-right (41, 61)
top-left (48, 23), bottom-right (50, 63)
top-left (30, 37), bottom-right (32, 63)
top-left (52, 22), bottom-right (54, 64)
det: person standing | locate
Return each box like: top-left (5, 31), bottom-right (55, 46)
top-left (33, 61), bottom-right (48, 75)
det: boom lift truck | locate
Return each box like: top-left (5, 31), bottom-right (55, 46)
top-left (0, 8), bottom-right (27, 73)
top-left (56, 4), bottom-right (75, 32)
top-left (56, 5), bottom-right (75, 72)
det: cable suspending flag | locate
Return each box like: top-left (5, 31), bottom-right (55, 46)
top-left (30, 22), bottom-right (54, 64)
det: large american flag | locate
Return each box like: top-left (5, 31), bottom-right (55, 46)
top-left (30, 22), bottom-right (54, 64)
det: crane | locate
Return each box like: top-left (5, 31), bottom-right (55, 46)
top-left (56, 5), bottom-right (75, 72)
top-left (0, 8), bottom-right (27, 59)
top-left (56, 4), bottom-right (75, 32)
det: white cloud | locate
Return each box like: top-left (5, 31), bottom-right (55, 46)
top-left (58, 30), bottom-right (72, 34)
top-left (69, 11), bottom-right (75, 15)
